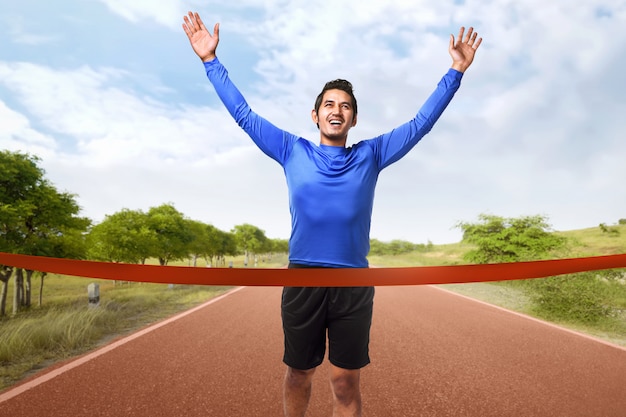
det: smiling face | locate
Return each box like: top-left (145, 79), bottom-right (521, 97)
top-left (312, 89), bottom-right (358, 147)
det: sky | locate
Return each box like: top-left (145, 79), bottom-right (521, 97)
top-left (1, 0), bottom-right (625, 244)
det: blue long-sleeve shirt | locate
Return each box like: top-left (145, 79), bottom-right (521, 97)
top-left (204, 58), bottom-right (462, 268)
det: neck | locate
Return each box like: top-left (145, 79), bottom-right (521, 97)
top-left (320, 135), bottom-right (347, 147)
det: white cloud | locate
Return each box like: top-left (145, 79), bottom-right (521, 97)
top-left (0, 58), bottom-right (285, 235)
top-left (95, 0), bottom-right (190, 28)
top-left (0, 101), bottom-right (57, 157)
top-left (0, 61), bottom-right (250, 162)
top-left (1, 0), bottom-right (625, 244)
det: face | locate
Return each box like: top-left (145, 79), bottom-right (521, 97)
top-left (312, 89), bottom-right (357, 146)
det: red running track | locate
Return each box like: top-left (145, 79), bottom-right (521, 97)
top-left (1, 285), bottom-right (625, 416)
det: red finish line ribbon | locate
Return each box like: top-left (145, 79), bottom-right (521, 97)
top-left (1, 252), bottom-right (625, 286)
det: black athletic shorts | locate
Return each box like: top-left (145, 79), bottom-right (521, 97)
top-left (281, 263), bottom-right (375, 370)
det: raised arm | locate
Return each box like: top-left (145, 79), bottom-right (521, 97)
top-left (182, 11), bottom-right (219, 62)
top-left (449, 26), bottom-right (482, 73)
top-left (369, 26), bottom-right (482, 169)
top-left (181, 12), bottom-right (297, 165)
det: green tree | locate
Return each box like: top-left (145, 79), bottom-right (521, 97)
top-left (1, 151), bottom-right (42, 315)
top-left (232, 223), bottom-right (268, 266)
top-left (0, 151), bottom-right (89, 315)
top-left (18, 181), bottom-right (89, 310)
top-left (189, 220), bottom-right (236, 266)
top-left (215, 228), bottom-right (238, 266)
top-left (187, 219), bottom-right (207, 267)
top-left (87, 209), bottom-right (155, 264)
top-left (271, 238), bottom-right (289, 254)
top-left (146, 204), bottom-right (194, 265)
top-left (199, 224), bottom-right (238, 267)
top-left (456, 214), bottom-right (567, 264)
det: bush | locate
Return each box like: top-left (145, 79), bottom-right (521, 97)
top-left (527, 271), bottom-right (615, 323)
top-left (368, 239), bottom-right (432, 256)
top-left (599, 223), bottom-right (620, 236)
top-left (456, 214), bottom-right (567, 263)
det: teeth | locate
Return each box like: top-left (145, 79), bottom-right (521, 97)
top-left (330, 120), bottom-right (341, 125)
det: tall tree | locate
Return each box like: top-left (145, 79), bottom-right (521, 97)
top-left (189, 222), bottom-right (234, 267)
top-left (87, 208), bottom-right (155, 264)
top-left (16, 182), bottom-right (89, 311)
top-left (0, 151), bottom-right (41, 315)
top-left (0, 151), bottom-right (89, 315)
top-left (146, 204), bottom-right (194, 265)
top-left (215, 228), bottom-right (238, 266)
top-left (187, 220), bottom-right (212, 266)
top-left (232, 223), bottom-right (268, 266)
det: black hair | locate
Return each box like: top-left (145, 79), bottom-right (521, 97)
top-left (313, 79), bottom-right (358, 116)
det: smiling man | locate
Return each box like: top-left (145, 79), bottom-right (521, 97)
top-left (183, 11), bottom-right (481, 417)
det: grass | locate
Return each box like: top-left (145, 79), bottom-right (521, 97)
top-left (556, 224), bottom-right (626, 256)
top-left (368, 242), bottom-right (473, 267)
top-left (0, 252), bottom-right (291, 390)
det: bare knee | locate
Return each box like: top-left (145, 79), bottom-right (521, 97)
top-left (330, 368), bottom-right (361, 404)
top-left (285, 366), bottom-right (315, 387)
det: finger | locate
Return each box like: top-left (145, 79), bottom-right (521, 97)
top-left (195, 12), bottom-right (207, 32)
top-left (449, 33), bottom-right (455, 50)
top-left (457, 26), bottom-right (465, 46)
top-left (473, 37), bottom-right (483, 50)
top-left (464, 27), bottom-right (474, 43)
top-left (468, 31), bottom-right (477, 46)
top-left (182, 22), bottom-right (192, 39)
top-left (188, 11), bottom-right (200, 31)
top-left (213, 22), bottom-right (220, 38)
top-left (182, 16), bottom-right (193, 38)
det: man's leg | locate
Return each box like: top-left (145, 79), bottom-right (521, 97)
top-left (283, 366), bottom-right (316, 417)
top-left (329, 364), bottom-right (362, 417)
top-left (326, 286), bottom-right (373, 417)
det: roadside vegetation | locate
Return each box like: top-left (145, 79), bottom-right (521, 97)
top-left (1, 149), bottom-right (625, 390)
top-left (0, 253), bottom-right (289, 391)
top-left (371, 217), bottom-right (626, 348)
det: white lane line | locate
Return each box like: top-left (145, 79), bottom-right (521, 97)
top-left (433, 285), bottom-right (626, 352)
top-left (0, 286), bottom-right (246, 403)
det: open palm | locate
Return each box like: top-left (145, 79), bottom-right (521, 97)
top-left (183, 12), bottom-right (219, 62)
top-left (449, 26), bottom-right (482, 73)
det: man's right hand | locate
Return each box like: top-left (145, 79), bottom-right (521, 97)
top-left (182, 11), bottom-right (219, 62)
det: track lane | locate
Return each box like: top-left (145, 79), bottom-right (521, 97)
top-left (1, 285), bottom-right (625, 416)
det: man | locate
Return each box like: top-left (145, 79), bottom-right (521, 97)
top-left (182, 11), bottom-right (481, 417)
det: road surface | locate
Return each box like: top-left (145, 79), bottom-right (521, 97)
top-left (1, 285), bottom-right (625, 416)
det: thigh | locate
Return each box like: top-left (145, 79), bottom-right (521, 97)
top-left (281, 287), bottom-right (328, 370)
top-left (327, 287), bottom-right (375, 370)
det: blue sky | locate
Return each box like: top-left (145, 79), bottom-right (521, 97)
top-left (1, 0), bottom-right (625, 244)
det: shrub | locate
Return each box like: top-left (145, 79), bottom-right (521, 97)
top-left (527, 271), bottom-right (614, 323)
top-left (599, 223), bottom-right (620, 236)
top-left (456, 214), bottom-right (567, 263)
